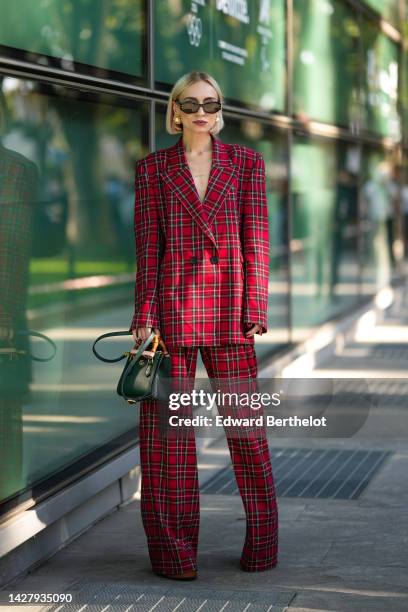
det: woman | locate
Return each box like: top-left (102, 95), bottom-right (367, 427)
top-left (129, 71), bottom-right (278, 580)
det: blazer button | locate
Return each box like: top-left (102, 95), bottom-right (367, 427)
top-left (190, 256), bottom-right (198, 263)
top-left (210, 256), bottom-right (219, 264)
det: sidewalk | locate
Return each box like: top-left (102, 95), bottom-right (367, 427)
top-left (2, 286), bottom-right (408, 611)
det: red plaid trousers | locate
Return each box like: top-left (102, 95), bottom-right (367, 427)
top-left (138, 343), bottom-right (279, 574)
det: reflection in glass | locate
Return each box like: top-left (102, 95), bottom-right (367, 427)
top-left (0, 76), bottom-right (147, 505)
top-left (154, 1), bottom-right (286, 112)
top-left (403, 55), bottom-right (408, 148)
top-left (291, 137), bottom-right (360, 341)
top-left (361, 0), bottom-right (401, 27)
top-left (293, 0), bottom-right (360, 127)
top-left (0, 0), bottom-right (145, 77)
top-left (360, 148), bottom-right (398, 293)
top-left (0, 135), bottom-right (38, 501)
top-left (402, 153), bottom-right (408, 257)
top-left (361, 21), bottom-right (400, 139)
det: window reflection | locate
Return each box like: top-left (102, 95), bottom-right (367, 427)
top-left (293, 0), bottom-right (360, 127)
top-left (0, 0), bottom-right (406, 514)
top-left (0, 135), bottom-right (38, 501)
top-left (361, 21), bottom-right (400, 139)
top-left (154, 1), bottom-right (286, 112)
top-left (0, 1), bottom-right (145, 78)
top-left (402, 154), bottom-right (408, 257)
top-left (403, 55), bottom-right (408, 144)
top-left (362, 0), bottom-right (401, 27)
top-left (291, 137), bottom-right (360, 341)
top-left (221, 122), bottom-right (290, 354)
top-left (0, 76), bottom-right (147, 503)
top-left (360, 149), bottom-right (400, 292)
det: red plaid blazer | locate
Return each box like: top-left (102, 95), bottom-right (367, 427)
top-left (129, 133), bottom-right (269, 347)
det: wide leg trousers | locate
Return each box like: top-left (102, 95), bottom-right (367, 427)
top-left (138, 343), bottom-right (279, 574)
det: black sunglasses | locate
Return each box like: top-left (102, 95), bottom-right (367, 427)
top-left (176, 99), bottom-right (222, 114)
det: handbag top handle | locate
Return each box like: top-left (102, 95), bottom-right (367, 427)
top-left (0, 330), bottom-right (57, 362)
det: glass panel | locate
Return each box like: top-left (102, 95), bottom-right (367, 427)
top-left (0, 75), bottom-right (148, 505)
top-left (361, 0), bottom-right (400, 27)
top-left (154, 0), bottom-right (286, 112)
top-left (155, 109), bottom-right (290, 355)
top-left (360, 147), bottom-right (397, 294)
top-left (402, 151), bottom-right (408, 258)
top-left (291, 136), bottom-right (360, 342)
top-left (293, 0), bottom-right (360, 127)
top-left (0, 0), bottom-right (145, 78)
top-left (361, 21), bottom-right (400, 139)
top-left (402, 51), bottom-right (408, 147)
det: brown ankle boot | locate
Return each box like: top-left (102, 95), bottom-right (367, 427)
top-left (154, 569), bottom-right (197, 580)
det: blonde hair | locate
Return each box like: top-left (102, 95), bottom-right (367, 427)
top-left (165, 71), bottom-right (225, 135)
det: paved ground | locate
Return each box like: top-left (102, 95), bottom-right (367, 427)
top-left (2, 285), bottom-right (408, 611)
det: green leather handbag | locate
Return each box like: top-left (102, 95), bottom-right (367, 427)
top-left (92, 331), bottom-right (172, 404)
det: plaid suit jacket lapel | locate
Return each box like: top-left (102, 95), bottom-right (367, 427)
top-left (162, 133), bottom-right (236, 249)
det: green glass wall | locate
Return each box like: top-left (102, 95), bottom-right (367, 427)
top-left (403, 52), bottom-right (408, 146)
top-left (0, 78), bottom-right (147, 503)
top-left (293, 1), bottom-right (402, 137)
top-left (362, 0), bottom-right (401, 27)
top-left (154, 0), bottom-right (286, 112)
top-left (0, 0), bottom-right (145, 77)
top-left (361, 20), bottom-right (400, 138)
top-left (291, 136), bottom-right (360, 340)
top-left (293, 0), bottom-right (360, 127)
top-left (0, 0), bottom-right (407, 513)
top-left (402, 151), bottom-right (408, 252)
top-left (360, 147), bottom-right (396, 293)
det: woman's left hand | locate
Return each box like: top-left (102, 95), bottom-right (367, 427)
top-left (245, 324), bottom-right (263, 337)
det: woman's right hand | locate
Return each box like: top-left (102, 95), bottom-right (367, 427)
top-left (132, 327), bottom-right (151, 343)
top-left (131, 326), bottom-right (161, 346)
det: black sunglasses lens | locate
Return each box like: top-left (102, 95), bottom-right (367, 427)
top-left (179, 101), bottom-right (198, 113)
top-left (179, 101), bottom-right (221, 113)
top-left (203, 101), bottom-right (221, 113)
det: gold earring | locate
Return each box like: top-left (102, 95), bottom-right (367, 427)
top-left (174, 115), bottom-right (182, 129)
top-left (210, 116), bottom-right (220, 132)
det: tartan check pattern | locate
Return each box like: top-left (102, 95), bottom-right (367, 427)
top-left (129, 133), bottom-right (269, 347)
top-left (0, 146), bottom-right (37, 329)
top-left (138, 343), bottom-right (279, 574)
